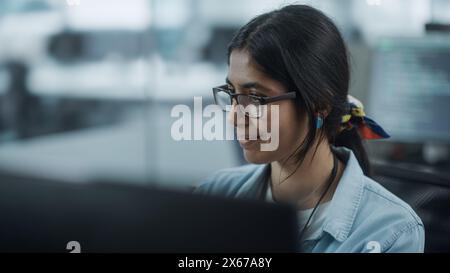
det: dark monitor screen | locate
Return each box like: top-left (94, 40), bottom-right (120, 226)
top-left (0, 171), bottom-right (298, 253)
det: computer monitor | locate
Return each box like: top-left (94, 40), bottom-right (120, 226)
top-left (367, 36), bottom-right (450, 143)
top-left (0, 170), bottom-right (298, 253)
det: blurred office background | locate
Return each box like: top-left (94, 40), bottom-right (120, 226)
top-left (0, 0), bottom-right (449, 189)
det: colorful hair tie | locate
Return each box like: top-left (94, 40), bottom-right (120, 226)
top-left (340, 95), bottom-right (390, 140)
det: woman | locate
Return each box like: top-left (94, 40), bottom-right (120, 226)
top-left (195, 5), bottom-right (424, 253)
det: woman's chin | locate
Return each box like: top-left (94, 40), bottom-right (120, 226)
top-left (239, 139), bottom-right (276, 164)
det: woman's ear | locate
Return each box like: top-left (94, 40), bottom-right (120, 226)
top-left (317, 109), bottom-right (330, 119)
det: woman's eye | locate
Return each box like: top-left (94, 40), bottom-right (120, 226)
top-left (250, 91), bottom-right (263, 97)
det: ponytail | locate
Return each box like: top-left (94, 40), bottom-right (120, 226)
top-left (335, 127), bottom-right (371, 177)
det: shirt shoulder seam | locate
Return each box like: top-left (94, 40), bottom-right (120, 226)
top-left (382, 220), bottom-right (423, 251)
top-left (362, 182), bottom-right (422, 225)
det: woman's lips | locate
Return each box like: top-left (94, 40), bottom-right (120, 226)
top-left (236, 127), bottom-right (269, 150)
top-left (238, 139), bottom-right (259, 149)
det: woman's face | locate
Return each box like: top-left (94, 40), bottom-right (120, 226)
top-left (227, 49), bottom-right (310, 164)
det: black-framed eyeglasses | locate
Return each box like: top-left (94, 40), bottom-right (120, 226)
top-left (212, 84), bottom-right (297, 118)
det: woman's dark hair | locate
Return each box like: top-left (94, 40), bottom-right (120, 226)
top-left (228, 4), bottom-right (371, 176)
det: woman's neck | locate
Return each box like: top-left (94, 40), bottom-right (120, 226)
top-left (270, 140), bottom-right (344, 210)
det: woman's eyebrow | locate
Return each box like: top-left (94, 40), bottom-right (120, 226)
top-left (226, 77), bottom-right (269, 93)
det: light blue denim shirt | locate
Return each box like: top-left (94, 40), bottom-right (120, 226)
top-left (194, 146), bottom-right (425, 253)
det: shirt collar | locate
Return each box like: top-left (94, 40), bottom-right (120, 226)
top-left (321, 146), bottom-right (365, 242)
top-left (234, 164), bottom-right (270, 199)
top-left (234, 146), bottom-right (365, 243)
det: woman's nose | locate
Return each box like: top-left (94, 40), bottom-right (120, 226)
top-left (227, 101), bottom-right (238, 127)
top-left (227, 101), bottom-right (247, 128)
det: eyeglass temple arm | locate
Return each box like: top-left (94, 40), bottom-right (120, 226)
top-left (262, 92), bottom-right (297, 104)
